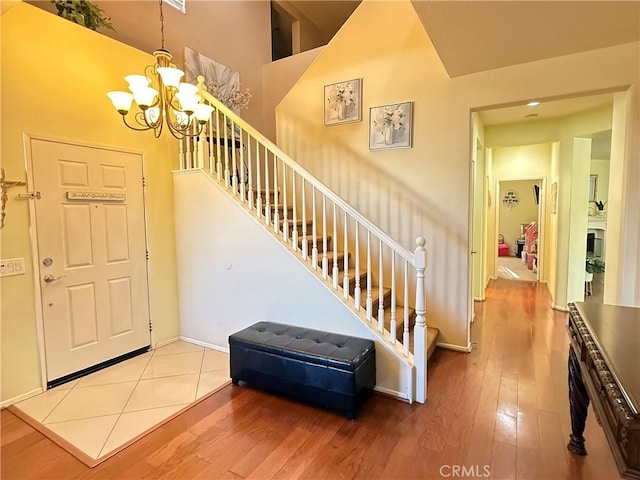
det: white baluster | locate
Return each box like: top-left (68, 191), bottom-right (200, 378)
top-left (179, 136), bottom-right (185, 170)
top-left (403, 260), bottom-right (409, 356)
top-left (247, 136), bottom-right (254, 210)
top-left (264, 147), bottom-right (270, 225)
top-left (311, 187), bottom-right (318, 269)
top-left (239, 130), bottom-right (246, 202)
top-left (366, 231), bottom-right (372, 321)
top-left (390, 252), bottom-right (396, 344)
top-left (282, 162), bottom-right (288, 241)
top-left (378, 240), bottom-right (384, 332)
top-left (291, 170), bottom-right (298, 251)
top-left (184, 124), bottom-right (192, 168)
top-left (301, 181), bottom-right (307, 260)
top-left (255, 139), bottom-right (262, 217)
top-left (223, 115), bottom-right (230, 188)
top-left (332, 203), bottom-right (338, 289)
top-left (354, 223), bottom-right (360, 310)
top-left (231, 121), bottom-right (238, 195)
top-left (196, 130), bottom-right (205, 169)
top-left (321, 196), bottom-right (328, 279)
top-left (207, 119), bottom-right (214, 175)
top-left (343, 211), bottom-right (349, 299)
top-left (413, 237), bottom-right (427, 403)
top-left (215, 111), bottom-right (222, 181)
top-left (273, 155), bottom-right (279, 233)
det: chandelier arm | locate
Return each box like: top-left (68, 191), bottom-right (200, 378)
top-left (144, 64), bottom-right (157, 80)
top-left (153, 121), bottom-right (163, 138)
top-left (122, 114), bottom-right (154, 132)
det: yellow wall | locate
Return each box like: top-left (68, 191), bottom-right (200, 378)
top-left (1, 3), bottom-right (180, 402)
top-left (27, 0), bottom-right (272, 131)
top-left (277, 0), bottom-right (640, 347)
top-left (498, 180), bottom-right (540, 251)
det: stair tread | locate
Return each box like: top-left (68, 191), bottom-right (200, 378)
top-left (408, 327), bottom-right (439, 359)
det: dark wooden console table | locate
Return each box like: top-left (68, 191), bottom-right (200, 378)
top-left (567, 302), bottom-right (640, 479)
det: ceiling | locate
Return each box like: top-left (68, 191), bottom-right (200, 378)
top-left (284, 0), bottom-right (360, 38)
top-left (283, 1), bottom-right (639, 80)
top-left (411, 1), bottom-right (640, 78)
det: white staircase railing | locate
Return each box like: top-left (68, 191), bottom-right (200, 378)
top-left (180, 79), bottom-right (429, 403)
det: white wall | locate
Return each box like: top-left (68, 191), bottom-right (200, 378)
top-left (173, 170), bottom-right (413, 400)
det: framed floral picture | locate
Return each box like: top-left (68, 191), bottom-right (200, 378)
top-left (324, 78), bottom-right (362, 126)
top-left (369, 101), bottom-right (413, 150)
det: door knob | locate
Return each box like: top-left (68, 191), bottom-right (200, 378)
top-left (43, 274), bottom-right (65, 283)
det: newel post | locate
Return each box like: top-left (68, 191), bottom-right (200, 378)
top-left (414, 236), bottom-right (427, 403)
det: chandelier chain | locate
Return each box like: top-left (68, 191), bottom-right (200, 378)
top-left (159, 0), bottom-right (165, 49)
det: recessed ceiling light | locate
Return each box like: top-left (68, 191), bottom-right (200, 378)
top-left (527, 101), bottom-right (540, 107)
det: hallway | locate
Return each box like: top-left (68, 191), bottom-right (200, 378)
top-left (1, 279), bottom-right (619, 479)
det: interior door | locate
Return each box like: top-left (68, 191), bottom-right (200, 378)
top-left (31, 139), bottom-right (150, 383)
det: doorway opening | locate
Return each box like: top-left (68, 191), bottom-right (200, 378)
top-left (496, 178), bottom-right (542, 282)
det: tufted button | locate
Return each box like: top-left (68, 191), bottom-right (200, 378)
top-left (316, 340), bottom-right (321, 343)
top-left (296, 335), bottom-right (301, 339)
top-left (337, 344), bottom-right (343, 347)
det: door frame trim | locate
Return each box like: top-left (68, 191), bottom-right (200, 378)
top-left (23, 133), bottom-right (153, 391)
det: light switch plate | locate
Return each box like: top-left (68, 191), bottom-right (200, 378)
top-left (0, 258), bottom-right (26, 277)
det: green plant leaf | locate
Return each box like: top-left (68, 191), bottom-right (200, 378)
top-left (51, 0), bottom-right (115, 31)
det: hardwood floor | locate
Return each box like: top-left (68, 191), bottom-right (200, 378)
top-left (1, 279), bottom-right (620, 479)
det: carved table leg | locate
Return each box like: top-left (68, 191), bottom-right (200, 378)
top-left (567, 346), bottom-right (589, 456)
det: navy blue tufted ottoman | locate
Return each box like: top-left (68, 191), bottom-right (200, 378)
top-left (229, 321), bottom-right (376, 419)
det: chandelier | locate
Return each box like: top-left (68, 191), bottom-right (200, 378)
top-left (107, 0), bottom-right (213, 139)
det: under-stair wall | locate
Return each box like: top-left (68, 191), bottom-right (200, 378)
top-left (173, 169), bottom-right (414, 399)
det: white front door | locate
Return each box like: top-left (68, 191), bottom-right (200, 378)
top-left (30, 139), bottom-right (150, 382)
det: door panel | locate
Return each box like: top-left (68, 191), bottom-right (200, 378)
top-left (31, 139), bottom-right (150, 382)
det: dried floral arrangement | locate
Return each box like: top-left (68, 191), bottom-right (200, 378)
top-left (208, 83), bottom-right (252, 112)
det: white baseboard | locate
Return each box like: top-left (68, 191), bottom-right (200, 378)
top-left (436, 341), bottom-right (472, 353)
top-left (1, 387), bottom-right (43, 408)
top-left (155, 336), bottom-right (180, 349)
top-left (551, 304), bottom-right (569, 312)
top-left (180, 336), bottom-right (229, 353)
top-left (374, 385), bottom-right (409, 402)
top-left (473, 296), bottom-right (485, 302)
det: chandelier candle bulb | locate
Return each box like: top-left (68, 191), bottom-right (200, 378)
top-left (133, 87), bottom-right (159, 109)
top-left (107, 91), bottom-right (134, 114)
top-left (157, 67), bottom-right (184, 89)
top-left (125, 75), bottom-right (150, 90)
top-left (176, 92), bottom-right (198, 113)
top-left (194, 104), bottom-right (215, 123)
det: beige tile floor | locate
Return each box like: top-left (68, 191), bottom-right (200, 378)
top-left (12, 340), bottom-right (230, 462)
